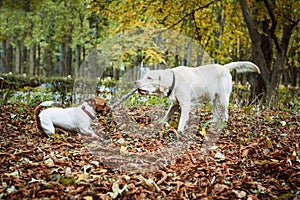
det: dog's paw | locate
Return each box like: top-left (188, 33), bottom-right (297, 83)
top-left (91, 133), bottom-right (99, 138)
top-left (80, 131), bottom-right (98, 138)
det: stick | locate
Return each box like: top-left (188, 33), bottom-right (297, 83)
top-left (110, 88), bottom-right (138, 111)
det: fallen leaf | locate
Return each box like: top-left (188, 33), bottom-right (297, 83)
top-left (232, 189), bottom-right (247, 198)
top-left (200, 127), bottom-right (207, 136)
top-left (59, 177), bottom-right (76, 186)
top-left (120, 145), bottom-right (128, 155)
top-left (6, 186), bottom-right (16, 194)
top-left (83, 196), bottom-right (93, 200)
top-left (215, 151), bottom-right (226, 161)
top-left (139, 175), bottom-right (160, 192)
top-left (4, 170), bottom-right (19, 178)
top-left (265, 136), bottom-right (273, 149)
top-left (213, 184), bottom-right (229, 194)
top-left (108, 181), bottom-right (128, 199)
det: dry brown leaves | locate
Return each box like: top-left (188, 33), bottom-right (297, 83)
top-left (0, 104), bottom-right (299, 199)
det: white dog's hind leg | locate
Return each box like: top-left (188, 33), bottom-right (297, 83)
top-left (212, 94), bottom-right (220, 122)
top-left (218, 94), bottom-right (229, 121)
top-left (39, 116), bottom-right (55, 137)
top-left (177, 103), bottom-right (191, 132)
top-left (212, 94), bottom-right (229, 123)
top-left (161, 103), bottom-right (179, 123)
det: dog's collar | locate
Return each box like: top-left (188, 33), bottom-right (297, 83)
top-left (166, 70), bottom-right (175, 97)
top-left (81, 105), bottom-right (96, 120)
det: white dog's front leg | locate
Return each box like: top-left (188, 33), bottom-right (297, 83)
top-left (177, 104), bottom-right (191, 132)
top-left (161, 103), bottom-right (179, 123)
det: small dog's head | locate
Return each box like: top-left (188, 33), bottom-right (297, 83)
top-left (86, 96), bottom-right (110, 114)
top-left (135, 70), bottom-right (165, 96)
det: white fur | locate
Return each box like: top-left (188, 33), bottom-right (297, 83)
top-left (37, 102), bottom-right (97, 137)
top-left (135, 61), bottom-right (260, 132)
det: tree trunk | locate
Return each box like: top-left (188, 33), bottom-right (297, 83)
top-left (61, 37), bottom-right (72, 76)
top-left (15, 41), bottom-right (21, 74)
top-left (44, 15), bottom-right (55, 76)
top-left (44, 44), bottom-right (54, 76)
top-left (60, 43), bottom-right (65, 76)
top-left (29, 45), bottom-right (36, 75)
top-left (21, 43), bottom-right (27, 74)
top-left (113, 67), bottom-right (120, 80)
top-left (65, 43), bottom-right (72, 76)
top-left (214, 0), bottom-right (224, 63)
top-left (75, 44), bottom-right (81, 75)
top-left (1, 40), bottom-right (5, 73)
top-left (37, 44), bottom-right (41, 76)
top-left (239, 0), bottom-right (296, 106)
top-left (2, 40), bottom-right (13, 73)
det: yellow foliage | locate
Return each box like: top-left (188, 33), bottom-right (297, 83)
top-left (88, 0), bottom-right (298, 66)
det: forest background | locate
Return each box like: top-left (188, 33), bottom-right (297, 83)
top-left (0, 0), bottom-right (299, 106)
top-left (0, 1), bottom-right (300, 199)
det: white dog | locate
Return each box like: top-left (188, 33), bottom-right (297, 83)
top-left (135, 61), bottom-right (260, 132)
top-left (34, 96), bottom-right (110, 137)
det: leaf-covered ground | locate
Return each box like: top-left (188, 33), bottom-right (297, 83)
top-left (0, 104), bottom-right (299, 199)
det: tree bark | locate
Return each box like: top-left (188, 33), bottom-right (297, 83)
top-left (44, 45), bottom-right (53, 76)
top-left (240, 0), bottom-right (269, 102)
top-left (37, 44), bottom-right (41, 76)
top-left (29, 45), bottom-right (36, 75)
top-left (214, 0), bottom-right (224, 63)
top-left (65, 42), bottom-right (72, 76)
top-left (239, 0), bottom-right (297, 106)
top-left (21, 43), bottom-right (27, 74)
top-left (60, 43), bottom-right (65, 76)
top-left (75, 44), bottom-right (81, 76)
top-left (2, 40), bottom-right (13, 73)
top-left (15, 40), bottom-right (21, 74)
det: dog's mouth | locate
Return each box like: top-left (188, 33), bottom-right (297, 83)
top-left (138, 88), bottom-right (149, 95)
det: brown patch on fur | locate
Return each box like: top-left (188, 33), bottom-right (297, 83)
top-left (34, 104), bottom-right (45, 133)
top-left (92, 96), bottom-right (110, 114)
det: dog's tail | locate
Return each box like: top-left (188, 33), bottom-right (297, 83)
top-left (34, 101), bottom-right (54, 132)
top-left (224, 61), bottom-right (261, 74)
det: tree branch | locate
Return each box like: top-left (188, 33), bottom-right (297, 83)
top-left (263, 0), bottom-right (281, 52)
top-left (167, 2), bottom-right (213, 30)
top-left (285, 14), bottom-right (300, 29)
top-left (239, 0), bottom-right (260, 41)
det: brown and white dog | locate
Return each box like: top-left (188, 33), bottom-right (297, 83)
top-left (135, 61), bottom-right (260, 132)
top-left (34, 96), bottom-right (110, 137)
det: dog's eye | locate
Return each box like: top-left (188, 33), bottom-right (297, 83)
top-left (147, 76), bottom-right (152, 80)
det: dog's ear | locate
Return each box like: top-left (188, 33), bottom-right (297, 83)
top-left (159, 75), bottom-right (167, 93)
